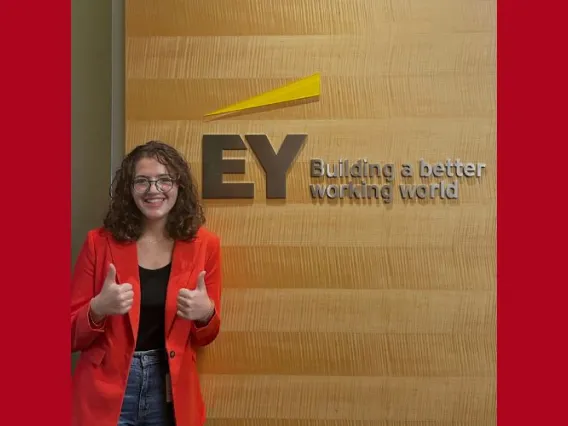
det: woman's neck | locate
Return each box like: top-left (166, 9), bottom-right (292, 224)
top-left (140, 219), bottom-right (169, 242)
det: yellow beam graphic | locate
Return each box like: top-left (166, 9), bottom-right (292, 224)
top-left (204, 73), bottom-right (320, 117)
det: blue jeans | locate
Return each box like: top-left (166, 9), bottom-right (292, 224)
top-left (118, 349), bottom-right (175, 426)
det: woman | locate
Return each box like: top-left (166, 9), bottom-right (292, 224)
top-left (71, 141), bottom-right (222, 426)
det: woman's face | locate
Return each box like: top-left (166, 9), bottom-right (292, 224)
top-left (132, 157), bottom-right (179, 223)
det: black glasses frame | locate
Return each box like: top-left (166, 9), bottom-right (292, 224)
top-left (132, 177), bottom-right (176, 194)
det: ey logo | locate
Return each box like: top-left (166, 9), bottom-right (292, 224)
top-left (201, 74), bottom-right (320, 199)
top-left (202, 134), bottom-right (306, 199)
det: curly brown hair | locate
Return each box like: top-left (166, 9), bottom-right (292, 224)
top-left (103, 140), bottom-right (205, 242)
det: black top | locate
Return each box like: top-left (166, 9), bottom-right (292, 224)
top-left (135, 263), bottom-right (172, 351)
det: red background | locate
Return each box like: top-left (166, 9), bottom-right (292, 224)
top-left (0, 1), bottom-right (566, 424)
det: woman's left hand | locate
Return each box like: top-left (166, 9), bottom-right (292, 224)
top-left (177, 271), bottom-right (215, 322)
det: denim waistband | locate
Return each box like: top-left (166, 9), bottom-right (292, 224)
top-left (131, 348), bottom-right (168, 367)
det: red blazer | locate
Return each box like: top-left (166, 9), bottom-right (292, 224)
top-left (71, 226), bottom-right (222, 426)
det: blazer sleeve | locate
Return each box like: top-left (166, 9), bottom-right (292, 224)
top-left (71, 232), bottom-right (105, 352)
top-left (192, 235), bottom-right (222, 347)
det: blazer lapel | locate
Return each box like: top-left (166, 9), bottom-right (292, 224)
top-left (106, 233), bottom-right (204, 346)
top-left (165, 236), bottom-right (203, 340)
top-left (107, 237), bottom-right (140, 343)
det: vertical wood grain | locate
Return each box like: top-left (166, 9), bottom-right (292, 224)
top-left (125, 0), bottom-right (496, 423)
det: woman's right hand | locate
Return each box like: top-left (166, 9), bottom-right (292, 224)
top-left (90, 264), bottom-right (134, 318)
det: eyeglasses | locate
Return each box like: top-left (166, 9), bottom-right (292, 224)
top-left (132, 177), bottom-right (175, 194)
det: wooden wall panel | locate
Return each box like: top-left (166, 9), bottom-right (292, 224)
top-left (125, 0), bottom-right (496, 424)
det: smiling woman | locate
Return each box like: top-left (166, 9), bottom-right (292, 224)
top-left (71, 140), bottom-right (223, 426)
top-left (104, 141), bottom-right (205, 242)
top-left (132, 172), bottom-right (176, 213)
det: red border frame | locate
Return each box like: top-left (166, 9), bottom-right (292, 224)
top-left (1, 2), bottom-right (71, 425)
top-left (497, 0), bottom-right (568, 425)
top-left (2, 1), bottom-right (567, 425)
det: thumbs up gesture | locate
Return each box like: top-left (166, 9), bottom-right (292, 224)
top-left (91, 264), bottom-right (134, 317)
top-left (177, 271), bottom-right (214, 322)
